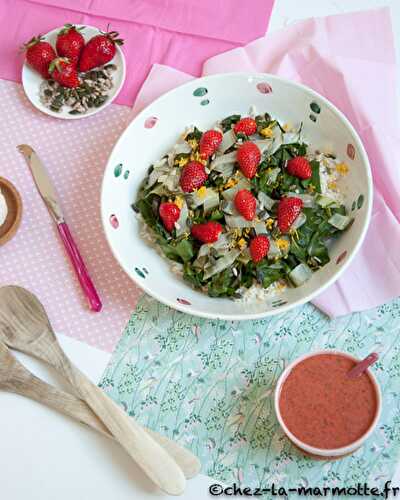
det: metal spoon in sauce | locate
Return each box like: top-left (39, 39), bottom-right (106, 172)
top-left (347, 352), bottom-right (379, 379)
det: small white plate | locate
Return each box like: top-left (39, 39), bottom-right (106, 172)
top-left (22, 25), bottom-right (126, 120)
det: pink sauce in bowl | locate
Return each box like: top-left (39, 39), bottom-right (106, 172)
top-left (275, 351), bottom-right (381, 457)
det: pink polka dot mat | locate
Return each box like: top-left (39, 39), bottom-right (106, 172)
top-left (0, 80), bottom-right (142, 352)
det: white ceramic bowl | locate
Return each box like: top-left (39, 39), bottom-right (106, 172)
top-left (22, 25), bottom-right (126, 120)
top-left (274, 350), bottom-right (382, 458)
top-left (101, 73), bottom-right (372, 320)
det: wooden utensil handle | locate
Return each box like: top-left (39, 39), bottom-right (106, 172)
top-left (58, 351), bottom-right (186, 496)
top-left (3, 367), bottom-right (111, 436)
top-left (1, 352), bottom-right (199, 478)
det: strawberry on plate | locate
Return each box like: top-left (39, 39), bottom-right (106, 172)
top-left (56, 24), bottom-right (85, 65)
top-left (237, 142), bottom-right (261, 179)
top-left (287, 156), bottom-right (312, 180)
top-left (191, 221), bottom-right (222, 243)
top-left (199, 130), bottom-right (222, 159)
top-left (49, 57), bottom-right (80, 88)
top-left (22, 35), bottom-right (56, 79)
top-left (234, 189), bottom-right (257, 221)
top-left (249, 235), bottom-right (270, 263)
top-left (277, 197), bottom-right (303, 233)
top-left (180, 161), bottom-right (208, 193)
top-left (79, 28), bottom-right (123, 72)
top-left (159, 202), bottom-right (180, 232)
top-left (234, 117), bottom-right (257, 136)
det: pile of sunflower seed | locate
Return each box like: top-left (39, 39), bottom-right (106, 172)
top-left (39, 64), bottom-right (117, 114)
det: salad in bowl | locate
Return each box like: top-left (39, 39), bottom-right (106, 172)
top-left (135, 110), bottom-right (353, 301)
top-left (101, 73), bottom-right (372, 319)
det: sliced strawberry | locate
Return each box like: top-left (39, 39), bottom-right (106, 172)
top-left (249, 235), bottom-right (270, 263)
top-left (180, 161), bottom-right (208, 193)
top-left (237, 142), bottom-right (261, 179)
top-left (191, 221), bottom-right (222, 243)
top-left (199, 130), bottom-right (223, 159)
top-left (234, 117), bottom-right (257, 136)
top-left (159, 202), bottom-right (180, 232)
top-left (287, 156), bottom-right (312, 180)
top-left (277, 197), bottom-right (303, 233)
top-left (234, 189), bottom-right (257, 221)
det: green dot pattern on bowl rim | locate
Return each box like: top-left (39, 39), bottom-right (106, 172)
top-left (310, 101), bottom-right (321, 114)
top-left (114, 163), bottom-right (123, 177)
top-left (193, 87), bottom-right (208, 97)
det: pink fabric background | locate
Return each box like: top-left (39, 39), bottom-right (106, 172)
top-left (131, 7), bottom-right (400, 317)
top-left (0, 0), bottom-right (274, 105)
top-left (0, 80), bottom-right (141, 351)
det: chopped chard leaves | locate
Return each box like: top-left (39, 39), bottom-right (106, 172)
top-left (135, 110), bottom-right (352, 298)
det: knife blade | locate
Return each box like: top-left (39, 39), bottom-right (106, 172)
top-left (17, 145), bottom-right (64, 223)
top-left (18, 145), bottom-right (102, 312)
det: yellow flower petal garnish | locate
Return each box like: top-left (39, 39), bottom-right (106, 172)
top-left (275, 238), bottom-right (290, 252)
top-left (223, 178), bottom-right (238, 189)
top-left (187, 139), bottom-right (198, 150)
top-left (196, 186), bottom-right (207, 199)
top-left (260, 126), bottom-right (274, 138)
top-left (336, 162), bottom-right (349, 175)
top-left (174, 196), bottom-right (184, 209)
top-left (233, 229), bottom-right (241, 239)
top-left (328, 181), bottom-right (338, 191)
top-left (237, 238), bottom-right (247, 249)
top-left (265, 218), bottom-right (274, 229)
top-left (175, 156), bottom-right (189, 167)
top-left (190, 151), bottom-right (207, 164)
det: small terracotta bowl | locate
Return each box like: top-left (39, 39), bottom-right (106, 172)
top-left (0, 177), bottom-right (22, 246)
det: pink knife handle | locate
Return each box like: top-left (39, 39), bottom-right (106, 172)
top-left (57, 222), bottom-right (102, 312)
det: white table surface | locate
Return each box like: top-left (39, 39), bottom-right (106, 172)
top-left (2, 1), bottom-right (400, 498)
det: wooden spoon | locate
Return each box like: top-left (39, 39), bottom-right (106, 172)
top-left (0, 286), bottom-right (186, 496)
top-left (0, 341), bottom-right (200, 479)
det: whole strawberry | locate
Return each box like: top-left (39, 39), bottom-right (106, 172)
top-left (277, 197), bottom-right (303, 233)
top-left (159, 202), bottom-right (180, 232)
top-left (22, 35), bottom-right (56, 79)
top-left (49, 57), bottom-right (80, 88)
top-left (234, 117), bottom-right (257, 136)
top-left (234, 189), bottom-right (256, 221)
top-left (56, 24), bottom-right (85, 65)
top-left (180, 161), bottom-right (208, 193)
top-left (79, 28), bottom-right (123, 72)
top-left (237, 142), bottom-right (261, 179)
top-left (287, 156), bottom-right (312, 180)
top-left (249, 235), bottom-right (270, 263)
top-left (199, 130), bottom-right (222, 159)
top-left (191, 221), bottom-right (222, 243)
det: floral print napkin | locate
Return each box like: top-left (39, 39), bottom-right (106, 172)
top-left (100, 296), bottom-right (400, 490)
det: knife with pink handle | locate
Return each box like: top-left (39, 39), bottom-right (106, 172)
top-left (18, 145), bottom-right (102, 312)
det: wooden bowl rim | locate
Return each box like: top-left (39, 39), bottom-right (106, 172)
top-left (0, 176), bottom-right (23, 246)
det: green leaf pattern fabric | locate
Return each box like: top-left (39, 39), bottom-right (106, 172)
top-left (100, 295), bottom-right (400, 491)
